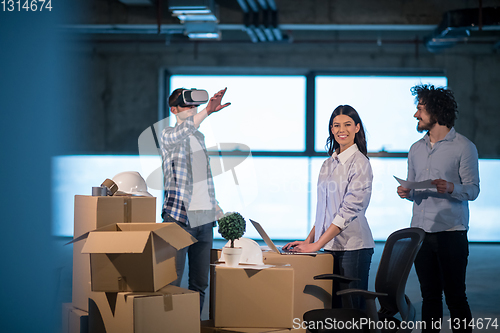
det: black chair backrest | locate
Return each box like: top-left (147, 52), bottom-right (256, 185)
top-left (374, 227), bottom-right (425, 315)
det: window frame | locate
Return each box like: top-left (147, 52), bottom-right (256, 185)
top-left (162, 69), bottom-right (446, 159)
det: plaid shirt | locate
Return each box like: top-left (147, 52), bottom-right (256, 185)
top-left (160, 115), bottom-right (216, 224)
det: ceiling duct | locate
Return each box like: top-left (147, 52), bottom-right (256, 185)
top-left (118, 0), bottom-right (153, 5)
top-left (425, 7), bottom-right (500, 52)
top-left (169, 0), bottom-right (220, 40)
top-left (237, 0), bottom-right (286, 43)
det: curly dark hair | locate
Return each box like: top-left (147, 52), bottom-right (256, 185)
top-left (326, 105), bottom-right (368, 158)
top-left (410, 84), bottom-right (458, 128)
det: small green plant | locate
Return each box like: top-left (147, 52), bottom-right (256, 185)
top-left (218, 212), bottom-right (246, 248)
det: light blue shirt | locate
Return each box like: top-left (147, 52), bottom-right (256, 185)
top-left (314, 144), bottom-right (375, 251)
top-left (406, 128), bottom-right (480, 232)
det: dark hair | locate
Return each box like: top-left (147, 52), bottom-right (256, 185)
top-left (326, 105), bottom-right (368, 158)
top-left (168, 88), bottom-right (185, 108)
top-left (410, 84), bottom-right (458, 128)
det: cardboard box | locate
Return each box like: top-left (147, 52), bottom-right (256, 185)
top-left (62, 303), bottom-right (88, 333)
top-left (89, 285), bottom-right (200, 333)
top-left (210, 250), bottom-right (333, 332)
top-left (262, 252), bottom-right (333, 324)
top-left (74, 222), bottom-right (196, 292)
top-left (213, 265), bottom-right (294, 328)
top-left (201, 321), bottom-right (291, 333)
top-left (72, 195), bottom-right (156, 311)
top-left (73, 238), bottom-right (93, 312)
top-left (73, 195), bottom-right (157, 238)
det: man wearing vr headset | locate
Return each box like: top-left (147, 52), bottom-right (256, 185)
top-left (160, 87), bottom-right (230, 314)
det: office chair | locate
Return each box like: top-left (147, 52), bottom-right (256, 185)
top-left (303, 227), bottom-right (425, 333)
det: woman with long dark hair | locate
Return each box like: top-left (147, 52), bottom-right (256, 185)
top-left (284, 105), bottom-right (375, 309)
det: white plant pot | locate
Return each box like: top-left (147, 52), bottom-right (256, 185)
top-left (222, 247), bottom-right (243, 267)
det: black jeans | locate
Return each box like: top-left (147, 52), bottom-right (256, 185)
top-left (163, 211), bottom-right (215, 314)
top-left (414, 231), bottom-right (472, 333)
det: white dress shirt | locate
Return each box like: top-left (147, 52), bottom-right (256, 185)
top-left (407, 128), bottom-right (480, 232)
top-left (314, 144), bottom-right (375, 251)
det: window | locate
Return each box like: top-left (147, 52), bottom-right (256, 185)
top-left (52, 155), bottom-right (500, 241)
top-left (169, 75), bottom-right (310, 240)
top-left (169, 75), bottom-right (306, 152)
top-left (315, 76), bottom-right (448, 153)
top-left (51, 155), bottom-right (164, 237)
top-left (469, 159), bottom-right (500, 241)
top-left (214, 157), bottom-right (311, 240)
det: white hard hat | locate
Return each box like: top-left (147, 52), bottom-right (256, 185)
top-left (112, 171), bottom-right (152, 197)
top-left (220, 238), bottom-right (264, 265)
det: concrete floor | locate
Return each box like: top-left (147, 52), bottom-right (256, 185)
top-left (57, 238), bottom-right (500, 332)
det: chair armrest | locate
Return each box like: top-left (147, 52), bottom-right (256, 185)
top-left (313, 273), bottom-right (360, 284)
top-left (337, 288), bottom-right (388, 300)
top-left (337, 289), bottom-right (387, 333)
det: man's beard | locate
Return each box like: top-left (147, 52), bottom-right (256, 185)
top-left (417, 118), bottom-right (437, 133)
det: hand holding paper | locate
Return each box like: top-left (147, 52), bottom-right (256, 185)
top-left (432, 179), bottom-right (454, 194)
top-left (394, 176), bottom-right (434, 190)
top-left (397, 185), bottom-right (411, 199)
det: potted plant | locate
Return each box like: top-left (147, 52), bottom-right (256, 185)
top-left (218, 212), bottom-right (246, 267)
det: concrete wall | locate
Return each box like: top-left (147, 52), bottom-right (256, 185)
top-left (67, 39), bottom-right (500, 158)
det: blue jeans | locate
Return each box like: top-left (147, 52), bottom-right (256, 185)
top-left (414, 231), bottom-right (472, 333)
top-left (326, 248), bottom-right (374, 310)
top-left (163, 211), bottom-right (214, 314)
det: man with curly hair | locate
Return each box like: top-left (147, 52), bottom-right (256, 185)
top-left (397, 84), bottom-right (479, 332)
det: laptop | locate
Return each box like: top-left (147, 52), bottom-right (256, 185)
top-left (250, 219), bottom-right (317, 256)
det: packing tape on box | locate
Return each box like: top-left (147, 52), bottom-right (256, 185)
top-left (124, 197), bottom-right (131, 222)
top-left (118, 276), bottom-right (127, 291)
top-left (101, 178), bottom-right (118, 195)
top-left (163, 293), bottom-right (173, 312)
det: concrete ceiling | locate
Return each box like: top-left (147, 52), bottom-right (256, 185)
top-left (64, 0), bottom-right (500, 52)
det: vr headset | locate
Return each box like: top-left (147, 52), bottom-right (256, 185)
top-left (170, 89), bottom-right (209, 107)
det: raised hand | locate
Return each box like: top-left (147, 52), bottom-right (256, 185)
top-left (206, 88), bottom-right (231, 115)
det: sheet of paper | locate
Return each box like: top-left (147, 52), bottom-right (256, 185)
top-left (394, 176), bottom-right (435, 190)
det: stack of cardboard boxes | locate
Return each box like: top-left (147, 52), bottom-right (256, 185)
top-left (62, 194), bottom-right (336, 332)
top-left (62, 195), bottom-right (201, 333)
